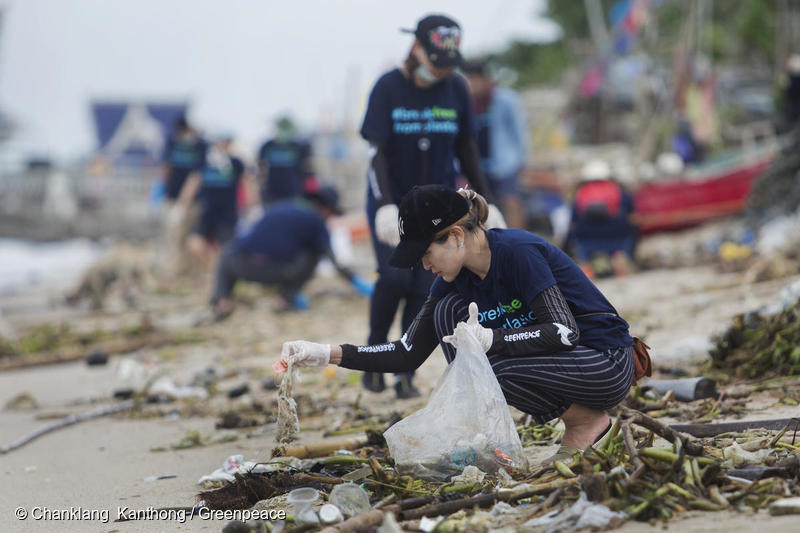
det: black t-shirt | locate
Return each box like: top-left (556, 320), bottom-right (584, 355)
top-left (198, 153), bottom-right (244, 223)
top-left (162, 136), bottom-right (207, 200)
top-left (360, 68), bottom-right (475, 201)
top-left (257, 139), bottom-right (311, 202)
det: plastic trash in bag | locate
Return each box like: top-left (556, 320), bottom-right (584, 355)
top-left (383, 321), bottom-right (526, 479)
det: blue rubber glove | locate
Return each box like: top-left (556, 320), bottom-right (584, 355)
top-left (292, 293), bottom-right (310, 311)
top-left (148, 180), bottom-right (165, 209)
top-left (351, 276), bottom-right (374, 297)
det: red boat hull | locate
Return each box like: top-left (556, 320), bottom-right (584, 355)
top-left (634, 157), bottom-right (773, 234)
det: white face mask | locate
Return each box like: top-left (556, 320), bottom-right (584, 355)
top-left (415, 64), bottom-right (440, 84)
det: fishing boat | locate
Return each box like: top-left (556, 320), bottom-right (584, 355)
top-left (634, 142), bottom-right (777, 234)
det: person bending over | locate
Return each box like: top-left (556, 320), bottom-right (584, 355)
top-left (279, 185), bottom-right (634, 463)
top-left (211, 185), bottom-right (372, 318)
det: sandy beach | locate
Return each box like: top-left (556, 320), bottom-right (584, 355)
top-left (2, 241), bottom-right (800, 533)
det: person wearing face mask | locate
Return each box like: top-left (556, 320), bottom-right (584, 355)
top-left (155, 116), bottom-right (207, 283)
top-left (184, 133), bottom-right (249, 271)
top-left (359, 13), bottom-right (504, 399)
top-left (278, 184), bottom-right (640, 464)
top-left (257, 115), bottom-right (315, 206)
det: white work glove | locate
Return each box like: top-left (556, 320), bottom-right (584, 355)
top-left (281, 340), bottom-right (331, 368)
top-left (485, 204), bottom-right (507, 229)
top-left (375, 204), bottom-right (401, 247)
top-left (166, 203), bottom-right (186, 229)
top-left (442, 302), bottom-right (493, 352)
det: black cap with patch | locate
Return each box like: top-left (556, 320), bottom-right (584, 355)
top-left (304, 184), bottom-right (344, 216)
top-left (389, 184), bottom-right (470, 268)
top-left (401, 14), bottom-right (463, 68)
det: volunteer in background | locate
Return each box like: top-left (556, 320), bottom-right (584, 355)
top-left (185, 133), bottom-right (254, 271)
top-left (210, 185), bottom-right (372, 318)
top-left (156, 116), bottom-right (206, 282)
top-left (359, 13), bottom-right (504, 398)
top-left (463, 59), bottom-right (529, 229)
top-left (569, 159), bottom-right (637, 279)
top-left (257, 116), bottom-right (315, 206)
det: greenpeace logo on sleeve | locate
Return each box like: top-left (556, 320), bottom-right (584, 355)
top-left (357, 343), bottom-right (395, 353)
top-left (503, 330), bottom-right (541, 343)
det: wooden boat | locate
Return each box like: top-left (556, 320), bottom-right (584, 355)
top-left (634, 145), bottom-right (775, 234)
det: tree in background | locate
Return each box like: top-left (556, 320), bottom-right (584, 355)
top-left (492, 0), bottom-right (779, 90)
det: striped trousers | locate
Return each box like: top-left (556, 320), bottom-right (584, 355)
top-left (433, 293), bottom-right (635, 424)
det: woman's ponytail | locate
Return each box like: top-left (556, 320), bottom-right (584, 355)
top-left (457, 188), bottom-right (489, 228)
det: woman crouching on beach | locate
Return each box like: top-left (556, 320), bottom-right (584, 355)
top-left (278, 184), bottom-right (635, 462)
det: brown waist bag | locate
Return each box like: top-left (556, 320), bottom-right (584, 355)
top-left (632, 337), bottom-right (653, 382)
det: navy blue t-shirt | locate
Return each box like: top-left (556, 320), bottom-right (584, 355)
top-left (475, 109), bottom-right (491, 172)
top-left (431, 229), bottom-right (632, 351)
top-left (162, 136), bottom-right (207, 200)
top-left (198, 154), bottom-right (244, 223)
top-left (360, 68), bottom-right (475, 202)
top-left (234, 199), bottom-right (330, 263)
top-left (571, 181), bottom-right (636, 240)
top-left (258, 139), bottom-right (311, 202)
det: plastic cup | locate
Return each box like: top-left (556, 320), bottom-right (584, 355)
top-left (287, 487), bottom-right (319, 524)
top-left (329, 482), bottom-right (370, 516)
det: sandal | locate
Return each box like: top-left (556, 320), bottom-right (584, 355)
top-left (545, 445), bottom-right (583, 464)
top-left (585, 419), bottom-right (615, 452)
top-left (538, 418), bottom-right (614, 465)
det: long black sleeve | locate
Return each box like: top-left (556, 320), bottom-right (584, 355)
top-left (454, 136), bottom-right (495, 203)
top-left (487, 285), bottom-right (580, 356)
top-left (339, 295), bottom-right (441, 372)
top-left (366, 142), bottom-right (395, 206)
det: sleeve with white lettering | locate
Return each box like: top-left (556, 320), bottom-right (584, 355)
top-left (487, 284), bottom-right (580, 356)
top-left (340, 295), bottom-right (441, 372)
top-left (367, 143), bottom-right (395, 205)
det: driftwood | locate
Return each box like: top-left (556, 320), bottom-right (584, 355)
top-left (669, 418), bottom-right (800, 438)
top-left (0, 332), bottom-right (197, 371)
top-left (399, 477), bottom-right (581, 521)
top-left (1, 400), bottom-right (136, 454)
top-left (621, 419), bottom-right (645, 470)
top-left (619, 406), bottom-right (703, 455)
top-left (317, 479), bottom-right (582, 533)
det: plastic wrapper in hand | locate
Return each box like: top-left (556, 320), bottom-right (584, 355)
top-left (383, 323), bottom-right (526, 479)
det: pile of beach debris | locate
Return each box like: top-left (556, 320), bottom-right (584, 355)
top-left (195, 404), bottom-right (800, 533)
top-left (746, 128), bottom-right (800, 226)
top-left (704, 297), bottom-right (800, 381)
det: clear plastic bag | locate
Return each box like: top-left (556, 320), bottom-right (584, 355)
top-left (383, 323), bottom-right (526, 479)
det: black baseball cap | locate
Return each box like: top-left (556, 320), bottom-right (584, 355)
top-left (402, 14), bottom-right (463, 68)
top-left (305, 184), bottom-right (343, 216)
top-left (389, 185), bottom-right (470, 268)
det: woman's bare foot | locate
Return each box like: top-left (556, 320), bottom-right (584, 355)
top-left (559, 404), bottom-right (610, 450)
